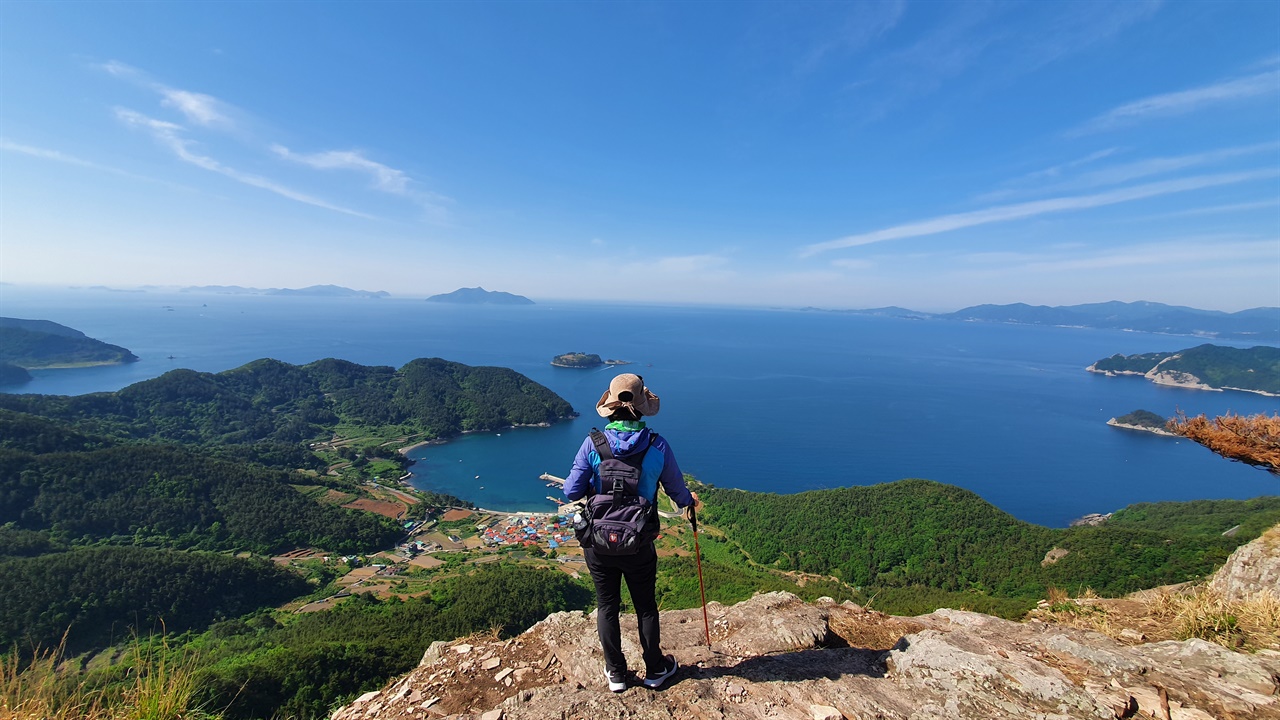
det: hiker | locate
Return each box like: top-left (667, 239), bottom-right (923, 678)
top-left (563, 373), bottom-right (700, 692)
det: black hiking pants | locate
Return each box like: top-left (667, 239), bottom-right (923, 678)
top-left (584, 543), bottom-right (665, 677)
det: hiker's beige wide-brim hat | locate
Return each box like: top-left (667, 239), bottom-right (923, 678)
top-left (595, 373), bottom-right (660, 418)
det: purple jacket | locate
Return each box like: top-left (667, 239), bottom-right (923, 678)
top-left (563, 427), bottom-right (694, 508)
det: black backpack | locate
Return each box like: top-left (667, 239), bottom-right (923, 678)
top-left (572, 429), bottom-right (661, 555)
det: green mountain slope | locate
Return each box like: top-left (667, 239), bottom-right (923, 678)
top-left (701, 479), bottom-right (1280, 598)
top-left (0, 444), bottom-right (404, 554)
top-left (0, 318), bottom-right (138, 368)
top-left (0, 546), bottom-right (309, 654)
top-left (0, 356), bottom-right (577, 667)
top-left (0, 356), bottom-right (575, 444)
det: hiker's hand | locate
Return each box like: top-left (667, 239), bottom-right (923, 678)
top-left (684, 492), bottom-right (703, 518)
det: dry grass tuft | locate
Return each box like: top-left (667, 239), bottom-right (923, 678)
top-left (1035, 587), bottom-right (1117, 636)
top-left (1035, 584), bottom-right (1280, 651)
top-left (1168, 412), bottom-right (1280, 472)
top-left (1143, 586), bottom-right (1280, 651)
top-left (0, 635), bottom-right (209, 720)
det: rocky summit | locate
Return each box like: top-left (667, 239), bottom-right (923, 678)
top-left (1211, 523), bottom-right (1280, 603)
top-left (331, 587), bottom-right (1279, 720)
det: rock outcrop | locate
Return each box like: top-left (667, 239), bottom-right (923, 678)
top-left (331, 591), bottom-right (1280, 720)
top-left (1211, 524), bottom-right (1280, 603)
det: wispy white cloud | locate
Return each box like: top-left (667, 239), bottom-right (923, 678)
top-left (114, 108), bottom-right (372, 218)
top-left (100, 60), bottom-right (141, 80)
top-left (0, 138), bottom-right (183, 187)
top-left (1058, 143), bottom-right (1279, 189)
top-left (654, 254), bottom-right (731, 274)
top-left (100, 61), bottom-right (235, 128)
top-left (802, 169), bottom-right (1280, 257)
top-left (271, 146), bottom-right (409, 193)
top-left (975, 147), bottom-right (1122, 202)
top-left (271, 145), bottom-right (451, 220)
top-left (980, 142), bottom-right (1279, 203)
top-left (1073, 68), bottom-right (1280, 134)
top-left (797, 0), bottom-right (905, 73)
top-left (100, 61), bottom-right (449, 223)
top-left (1154, 198), bottom-right (1280, 218)
top-left (2, 139), bottom-right (120, 172)
top-left (1006, 237), bottom-right (1276, 274)
top-left (1012, 1), bottom-right (1161, 73)
top-left (1018, 148), bottom-right (1121, 183)
top-left (159, 89), bottom-right (231, 128)
top-left (843, 1), bottom-right (1159, 122)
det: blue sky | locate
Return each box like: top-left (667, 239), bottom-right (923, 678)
top-left (1, 1), bottom-right (1277, 311)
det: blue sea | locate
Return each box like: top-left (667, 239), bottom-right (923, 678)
top-left (3, 286), bottom-right (1277, 527)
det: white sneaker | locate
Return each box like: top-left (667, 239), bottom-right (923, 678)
top-left (643, 656), bottom-right (678, 689)
top-left (604, 669), bottom-right (628, 693)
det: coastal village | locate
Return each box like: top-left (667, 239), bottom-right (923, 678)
top-left (278, 466), bottom-right (589, 611)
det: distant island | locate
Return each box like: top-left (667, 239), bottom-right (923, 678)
top-left (1107, 409), bottom-right (1177, 437)
top-left (425, 287), bottom-right (534, 305)
top-left (181, 284), bottom-right (390, 298)
top-left (799, 305), bottom-right (929, 320)
top-left (550, 352), bottom-right (632, 368)
top-left (1088, 344), bottom-right (1279, 397)
top-left (801, 301), bottom-right (1279, 342)
top-left (0, 317), bottom-right (138, 375)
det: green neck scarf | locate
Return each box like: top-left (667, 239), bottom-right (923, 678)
top-left (605, 420), bottom-right (646, 431)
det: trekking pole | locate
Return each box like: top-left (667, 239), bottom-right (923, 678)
top-left (688, 504), bottom-right (711, 648)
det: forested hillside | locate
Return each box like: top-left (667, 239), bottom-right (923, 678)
top-left (1090, 344), bottom-right (1280, 394)
top-left (0, 444), bottom-right (403, 553)
top-left (700, 479), bottom-right (1279, 598)
top-left (112, 565), bottom-right (587, 719)
top-left (0, 356), bottom-right (577, 675)
top-left (0, 356), bottom-right (575, 444)
top-left (0, 546), bottom-right (308, 653)
top-left (0, 318), bottom-right (138, 368)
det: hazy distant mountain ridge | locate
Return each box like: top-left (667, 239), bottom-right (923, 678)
top-left (942, 301), bottom-right (1278, 340)
top-left (181, 284), bottom-right (390, 298)
top-left (425, 287), bottom-right (534, 305)
top-left (819, 301), bottom-right (1277, 341)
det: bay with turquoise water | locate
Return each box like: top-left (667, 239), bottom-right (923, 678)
top-left (3, 286), bottom-right (1276, 527)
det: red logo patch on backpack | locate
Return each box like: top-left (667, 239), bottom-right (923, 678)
top-left (608, 532), bottom-right (619, 543)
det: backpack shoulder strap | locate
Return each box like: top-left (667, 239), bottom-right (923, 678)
top-left (588, 429), bottom-right (613, 460)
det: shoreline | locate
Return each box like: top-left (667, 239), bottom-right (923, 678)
top-left (26, 358), bottom-right (136, 370)
top-left (1106, 419), bottom-right (1178, 437)
top-left (1087, 365), bottom-right (1278, 398)
top-left (550, 359), bottom-right (632, 369)
top-left (397, 417), bottom-right (571, 456)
